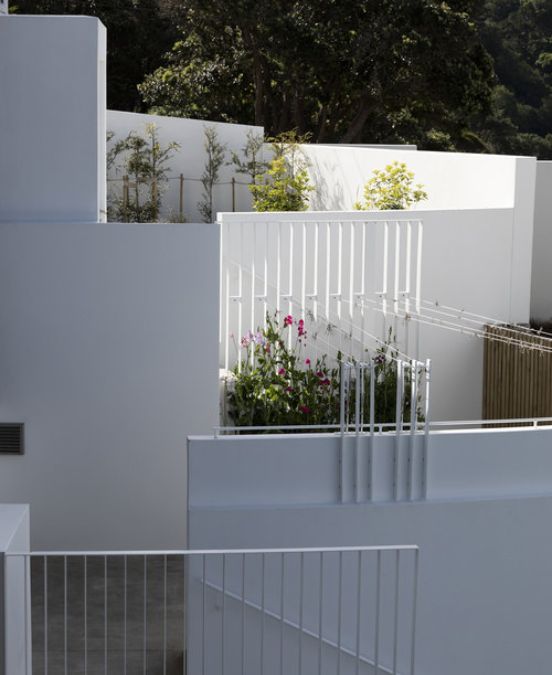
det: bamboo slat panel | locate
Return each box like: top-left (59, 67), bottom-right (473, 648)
top-left (483, 325), bottom-right (552, 420)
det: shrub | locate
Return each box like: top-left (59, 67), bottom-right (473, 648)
top-left (354, 161), bottom-right (428, 211)
top-left (250, 131), bottom-right (314, 212)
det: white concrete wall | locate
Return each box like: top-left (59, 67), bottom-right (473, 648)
top-left (107, 111), bottom-right (264, 222)
top-left (0, 505), bottom-right (31, 675)
top-left (531, 161), bottom-right (552, 320)
top-left (0, 221), bottom-right (219, 550)
top-left (0, 16), bottom-right (106, 222)
top-left (301, 144), bottom-right (533, 212)
top-left (188, 428), bottom-right (552, 675)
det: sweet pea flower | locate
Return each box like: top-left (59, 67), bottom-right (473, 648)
top-left (284, 314), bottom-right (293, 327)
top-left (305, 358), bottom-right (311, 366)
top-left (278, 367), bottom-right (286, 376)
top-left (298, 319), bottom-right (306, 336)
top-left (299, 405), bottom-right (312, 415)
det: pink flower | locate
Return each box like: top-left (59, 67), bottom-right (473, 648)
top-left (278, 367), bottom-right (286, 376)
top-left (241, 335), bottom-right (251, 348)
top-left (299, 405), bottom-right (312, 415)
top-left (284, 314), bottom-right (293, 327)
top-left (285, 386), bottom-right (294, 393)
top-left (305, 358), bottom-right (311, 366)
top-left (298, 319), bottom-right (306, 336)
top-left (319, 378), bottom-right (331, 386)
top-left (316, 370), bottom-right (325, 378)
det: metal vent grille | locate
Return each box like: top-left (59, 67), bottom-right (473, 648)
top-left (0, 424), bottom-right (24, 455)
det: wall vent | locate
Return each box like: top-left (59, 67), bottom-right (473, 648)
top-left (0, 424), bottom-right (24, 455)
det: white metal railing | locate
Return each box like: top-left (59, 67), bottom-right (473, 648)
top-left (6, 545), bottom-right (419, 675)
top-left (219, 213), bottom-right (424, 372)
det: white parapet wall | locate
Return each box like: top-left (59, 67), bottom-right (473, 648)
top-left (188, 428), bottom-right (552, 675)
top-left (107, 110), bottom-right (264, 222)
top-left (531, 161), bottom-right (552, 321)
top-left (0, 15), bottom-right (107, 223)
top-left (0, 221), bottom-right (219, 550)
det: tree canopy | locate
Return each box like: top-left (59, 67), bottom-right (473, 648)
top-left (10, 0), bottom-right (552, 157)
top-left (139, 0), bottom-right (494, 148)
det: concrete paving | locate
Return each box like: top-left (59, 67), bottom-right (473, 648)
top-left (31, 555), bottom-right (186, 674)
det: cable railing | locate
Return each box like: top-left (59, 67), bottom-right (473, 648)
top-left (5, 544), bottom-right (420, 675)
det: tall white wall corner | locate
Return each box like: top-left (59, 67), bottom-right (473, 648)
top-left (0, 16), bottom-right (106, 223)
top-left (0, 1), bottom-right (8, 16)
top-left (531, 161), bottom-right (552, 321)
top-left (509, 156), bottom-right (537, 324)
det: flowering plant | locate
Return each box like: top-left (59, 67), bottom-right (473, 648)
top-left (227, 313), bottom-right (340, 429)
top-left (226, 315), bottom-right (421, 431)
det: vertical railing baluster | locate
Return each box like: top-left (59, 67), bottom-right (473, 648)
top-left (337, 221), bottom-right (343, 320)
top-left (288, 222), bottom-right (294, 347)
top-left (318, 553), bottom-right (324, 675)
top-left (124, 556), bottom-right (127, 675)
top-left (374, 551), bottom-right (381, 675)
top-left (411, 549), bottom-right (419, 675)
top-left (393, 550), bottom-right (400, 675)
top-left (355, 551), bottom-right (362, 675)
top-left (202, 555), bottom-right (206, 675)
top-left (301, 222), bottom-right (306, 316)
top-left (325, 222), bottom-right (331, 320)
top-left (276, 222), bottom-right (281, 314)
top-left (298, 553), bottom-right (304, 675)
top-left (410, 361), bottom-right (418, 501)
top-left (369, 359), bottom-right (375, 501)
top-left (337, 551), bottom-right (343, 675)
top-left (242, 554), bottom-right (246, 675)
top-left (423, 359), bottom-right (432, 499)
top-left (163, 555), bottom-right (168, 675)
top-left (280, 553), bottom-right (285, 675)
top-left (261, 553), bottom-right (266, 675)
top-left (44, 556), bottom-right (48, 675)
top-left (104, 555), bottom-right (107, 675)
top-left (143, 556), bottom-right (147, 675)
top-left (64, 556), bottom-right (67, 675)
top-left (222, 554), bottom-right (226, 675)
top-left (313, 221), bottom-right (319, 321)
top-left (355, 362), bottom-right (362, 503)
top-left (237, 223), bottom-right (243, 373)
top-left (395, 360), bottom-right (404, 500)
top-left (84, 556), bottom-right (87, 675)
top-left (250, 224), bottom-right (256, 366)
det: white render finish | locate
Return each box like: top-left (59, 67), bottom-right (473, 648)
top-left (301, 143), bottom-right (534, 212)
top-left (0, 221), bottom-right (219, 550)
top-left (188, 429), bottom-right (552, 675)
top-left (531, 161), bottom-right (552, 320)
top-left (0, 16), bottom-right (106, 222)
top-left (0, 505), bottom-right (30, 675)
top-left (107, 110), bottom-right (264, 222)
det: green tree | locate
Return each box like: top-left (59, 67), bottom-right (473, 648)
top-left (354, 162), bottom-right (428, 211)
top-left (198, 126), bottom-right (226, 223)
top-left (139, 0), bottom-right (494, 146)
top-left (109, 123), bottom-right (179, 222)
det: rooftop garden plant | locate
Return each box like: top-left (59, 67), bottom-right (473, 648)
top-left (354, 161), bottom-right (428, 211)
top-left (225, 313), bottom-right (420, 431)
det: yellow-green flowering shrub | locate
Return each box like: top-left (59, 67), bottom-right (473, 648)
top-left (354, 161), bottom-right (428, 211)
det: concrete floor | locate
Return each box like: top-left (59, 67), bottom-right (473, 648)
top-left (31, 555), bottom-right (186, 674)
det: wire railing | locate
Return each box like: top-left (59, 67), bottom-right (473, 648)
top-left (5, 545), bottom-right (420, 675)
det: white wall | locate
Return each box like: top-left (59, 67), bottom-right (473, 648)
top-left (531, 161), bottom-right (552, 320)
top-left (0, 505), bottom-right (30, 675)
top-left (220, 207), bottom-right (530, 420)
top-left (188, 428), bottom-right (552, 675)
top-left (301, 144), bottom-right (534, 212)
top-left (0, 16), bottom-right (106, 223)
top-left (107, 111), bottom-right (264, 222)
top-left (0, 221), bottom-right (219, 550)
